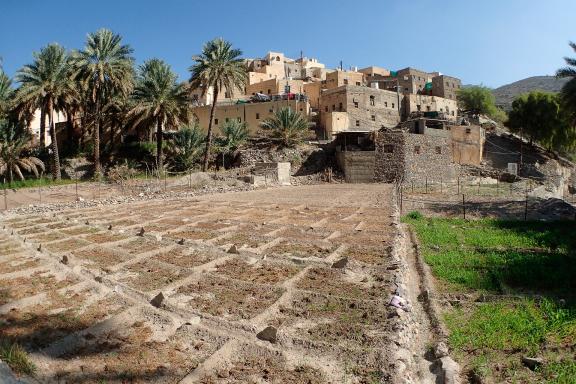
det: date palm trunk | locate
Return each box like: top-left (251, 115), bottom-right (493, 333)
top-left (202, 87), bottom-right (219, 171)
top-left (39, 106), bottom-right (46, 148)
top-left (94, 97), bottom-right (102, 180)
top-left (156, 117), bottom-right (163, 171)
top-left (48, 99), bottom-right (61, 180)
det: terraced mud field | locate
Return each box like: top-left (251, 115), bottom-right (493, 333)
top-left (0, 185), bottom-right (430, 383)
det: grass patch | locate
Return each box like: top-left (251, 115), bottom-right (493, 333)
top-left (0, 340), bottom-right (36, 375)
top-left (404, 215), bottom-right (576, 383)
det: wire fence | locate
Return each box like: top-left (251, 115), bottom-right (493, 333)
top-left (396, 176), bottom-right (576, 221)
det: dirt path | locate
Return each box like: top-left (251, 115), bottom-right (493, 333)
top-left (0, 184), bottom-right (440, 383)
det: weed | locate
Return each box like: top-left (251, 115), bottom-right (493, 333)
top-left (0, 340), bottom-right (36, 375)
top-left (406, 210), bottom-right (423, 220)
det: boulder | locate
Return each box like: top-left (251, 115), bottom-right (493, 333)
top-left (227, 244), bottom-right (240, 254)
top-left (256, 326), bottom-right (277, 343)
top-left (331, 257), bottom-right (348, 269)
top-left (434, 341), bottom-right (449, 358)
top-left (150, 292), bottom-right (165, 308)
top-left (521, 356), bottom-right (543, 371)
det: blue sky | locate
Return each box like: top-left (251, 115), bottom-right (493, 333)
top-left (1, 0), bottom-right (574, 88)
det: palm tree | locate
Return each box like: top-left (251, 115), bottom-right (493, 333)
top-left (170, 124), bottom-right (205, 171)
top-left (260, 107), bottom-right (312, 147)
top-left (0, 120), bottom-right (45, 185)
top-left (15, 43), bottom-right (74, 180)
top-left (71, 28), bottom-right (134, 179)
top-left (216, 119), bottom-right (248, 169)
top-left (128, 59), bottom-right (189, 171)
top-left (557, 41), bottom-right (576, 125)
top-left (189, 38), bottom-right (247, 171)
top-left (0, 67), bottom-right (13, 119)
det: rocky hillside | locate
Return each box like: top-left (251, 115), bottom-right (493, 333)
top-left (493, 76), bottom-right (568, 110)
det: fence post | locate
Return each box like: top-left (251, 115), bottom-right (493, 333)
top-left (189, 169), bottom-right (192, 189)
top-left (478, 178), bottom-right (481, 195)
top-left (440, 177), bottom-right (443, 194)
top-left (75, 178), bottom-right (79, 201)
top-left (462, 194), bottom-right (466, 220)
top-left (425, 176), bottom-right (428, 194)
top-left (3, 183), bottom-right (7, 211)
top-left (411, 180), bottom-right (414, 193)
top-left (457, 177), bottom-right (460, 195)
top-left (164, 171), bottom-right (167, 192)
top-left (496, 177), bottom-right (499, 196)
top-left (38, 185), bottom-right (42, 204)
top-left (524, 184), bottom-right (528, 221)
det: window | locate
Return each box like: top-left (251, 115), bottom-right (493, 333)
top-left (435, 146), bottom-right (442, 154)
top-left (354, 101), bottom-right (359, 108)
top-left (371, 115), bottom-right (376, 121)
top-left (300, 108), bottom-right (303, 111)
top-left (466, 128), bottom-right (471, 134)
top-left (225, 118), bottom-right (229, 122)
top-left (414, 145), bottom-right (421, 154)
top-left (225, 91), bottom-right (230, 98)
top-left (355, 120), bottom-right (360, 127)
top-left (440, 108), bottom-right (443, 112)
top-left (355, 82), bottom-right (361, 86)
top-left (451, 111), bottom-right (455, 116)
top-left (338, 102), bottom-right (343, 111)
top-left (267, 89), bottom-right (271, 94)
top-left (214, 118), bottom-right (219, 125)
top-left (269, 109), bottom-right (273, 113)
top-left (370, 96), bottom-right (375, 106)
top-left (426, 106), bottom-right (431, 112)
top-left (344, 79), bottom-right (349, 85)
top-left (417, 104), bottom-right (421, 111)
top-left (325, 106), bottom-right (328, 112)
top-left (256, 113), bottom-right (260, 119)
top-left (384, 101), bottom-right (388, 108)
top-left (332, 104), bottom-right (336, 111)
top-left (237, 117), bottom-right (241, 122)
top-left (383, 144), bottom-right (394, 153)
top-left (392, 103), bottom-right (395, 109)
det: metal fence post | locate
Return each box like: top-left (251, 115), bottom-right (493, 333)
top-left (462, 194), bottom-right (466, 220)
top-left (3, 183), bottom-right (7, 211)
top-left (457, 177), bottom-right (460, 195)
top-left (425, 176), bottom-right (428, 194)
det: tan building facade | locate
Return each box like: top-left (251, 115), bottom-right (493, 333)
top-left (404, 94), bottom-right (458, 121)
top-left (451, 125), bottom-right (485, 165)
top-left (431, 75), bottom-right (462, 100)
top-left (323, 70), bottom-right (365, 90)
top-left (246, 78), bottom-right (305, 96)
top-left (192, 99), bottom-right (310, 136)
top-left (320, 85), bottom-right (401, 137)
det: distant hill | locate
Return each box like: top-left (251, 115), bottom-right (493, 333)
top-left (492, 76), bottom-right (568, 110)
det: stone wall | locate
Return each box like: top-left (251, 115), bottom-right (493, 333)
top-left (336, 150), bottom-right (375, 183)
top-left (374, 131), bottom-right (406, 182)
top-left (374, 131), bottom-right (458, 183)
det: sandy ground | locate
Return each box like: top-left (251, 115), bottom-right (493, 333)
top-left (0, 184), bottom-right (435, 383)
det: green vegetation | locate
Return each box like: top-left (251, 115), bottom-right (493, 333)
top-left (0, 340), bottom-right (36, 375)
top-left (0, 120), bottom-right (45, 184)
top-left (128, 58), bottom-right (190, 170)
top-left (169, 125), bottom-right (205, 171)
top-left (0, 177), bottom-right (75, 190)
top-left (215, 119), bottom-right (248, 169)
top-left (557, 41), bottom-right (576, 126)
top-left (260, 107), bottom-right (312, 147)
top-left (456, 85), bottom-right (507, 123)
top-left (506, 91), bottom-right (575, 152)
top-left (71, 28), bottom-right (135, 179)
top-left (189, 38), bottom-right (248, 171)
top-left (404, 215), bottom-right (576, 383)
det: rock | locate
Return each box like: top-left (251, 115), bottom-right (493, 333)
top-left (154, 234), bottom-right (162, 241)
top-left (37, 244), bottom-right (42, 252)
top-left (434, 342), bottom-right (449, 358)
top-left (107, 225), bottom-right (113, 230)
top-left (177, 238), bottom-right (185, 245)
top-left (431, 245), bottom-right (440, 251)
top-left (521, 356), bottom-right (543, 371)
top-left (440, 356), bottom-right (461, 384)
top-left (150, 292), bottom-right (165, 308)
top-left (94, 276), bottom-right (103, 283)
top-left (331, 257), bottom-right (348, 269)
top-left (77, 197), bottom-right (85, 202)
top-left (227, 244), bottom-right (240, 254)
top-left (256, 326), bottom-right (277, 343)
top-left (85, 220), bottom-right (90, 225)
top-left (137, 227), bottom-right (145, 236)
top-left (61, 255), bottom-right (69, 265)
top-left (387, 308), bottom-right (402, 319)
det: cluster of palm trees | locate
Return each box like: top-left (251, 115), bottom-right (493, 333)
top-left (0, 30), bottom-right (252, 182)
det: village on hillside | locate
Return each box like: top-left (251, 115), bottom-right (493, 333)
top-left (0, 16), bottom-right (575, 384)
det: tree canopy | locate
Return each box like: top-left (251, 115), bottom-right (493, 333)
top-left (557, 41), bottom-right (576, 126)
top-left (457, 86), bottom-right (506, 122)
top-left (506, 91), bottom-right (575, 151)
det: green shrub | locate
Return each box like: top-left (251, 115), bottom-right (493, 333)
top-left (406, 211), bottom-right (423, 220)
top-left (0, 340), bottom-right (36, 375)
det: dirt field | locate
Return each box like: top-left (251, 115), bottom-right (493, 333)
top-left (0, 184), bottom-right (433, 383)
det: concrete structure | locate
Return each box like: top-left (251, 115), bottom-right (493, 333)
top-left (28, 108), bottom-right (67, 147)
top-left (334, 131), bottom-right (376, 183)
top-left (320, 85), bottom-right (401, 137)
top-left (450, 125), bottom-right (485, 165)
top-left (432, 75), bottom-right (462, 100)
top-left (192, 99), bottom-right (310, 135)
top-left (253, 162), bottom-right (291, 185)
